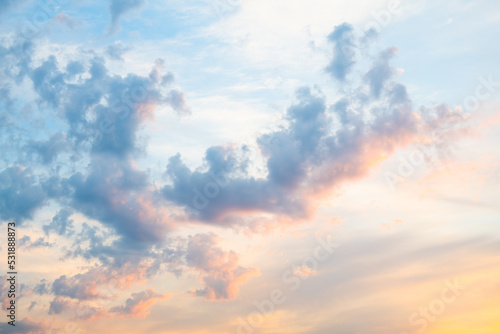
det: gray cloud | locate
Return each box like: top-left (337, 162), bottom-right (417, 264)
top-left (108, 0), bottom-right (146, 34)
top-left (25, 132), bottom-right (70, 164)
top-left (161, 37), bottom-right (469, 226)
top-left (364, 47), bottom-right (398, 98)
top-left (43, 208), bottom-right (74, 236)
top-left (106, 42), bottom-right (131, 61)
top-left (18, 236), bottom-right (53, 249)
top-left (325, 23), bottom-right (356, 81)
top-left (0, 166), bottom-right (47, 223)
top-left (0, 317), bottom-right (50, 333)
top-left (48, 296), bottom-right (73, 315)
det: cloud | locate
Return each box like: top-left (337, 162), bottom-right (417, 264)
top-left (50, 260), bottom-right (161, 301)
top-left (48, 296), bottom-right (74, 315)
top-left (293, 264), bottom-right (317, 278)
top-left (51, 231), bottom-right (256, 303)
top-left (18, 236), bottom-right (53, 249)
top-left (109, 289), bottom-right (170, 318)
top-left (0, 33), bottom-right (34, 83)
top-left (168, 89), bottom-right (191, 115)
top-left (49, 262), bottom-right (152, 301)
top-left (66, 156), bottom-right (174, 245)
top-left (106, 42), bottom-right (131, 61)
top-left (108, 0), bottom-right (146, 34)
top-left (41, 54), bottom-right (188, 245)
top-left (56, 289), bottom-right (170, 321)
top-left (0, 32), bottom-right (188, 161)
top-left (0, 275), bottom-right (11, 309)
top-left (52, 271), bottom-right (107, 301)
top-left (325, 23), bottom-right (356, 81)
top-left (27, 301), bottom-right (37, 312)
top-left (162, 38), bottom-right (469, 225)
top-left (43, 208), bottom-right (74, 236)
top-left (186, 233), bottom-right (259, 300)
top-left (33, 279), bottom-right (50, 295)
top-left (1, 32), bottom-right (190, 246)
top-left (53, 56), bottom-right (189, 157)
top-left (0, 16), bottom-right (475, 320)
top-left (0, 317), bottom-right (50, 334)
top-left (29, 55), bottom-right (66, 109)
top-left (0, 166), bottom-right (47, 223)
top-left (25, 132), bottom-right (70, 164)
top-left (364, 46), bottom-right (398, 98)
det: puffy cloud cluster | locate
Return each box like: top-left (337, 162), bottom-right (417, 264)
top-left (0, 14), bottom-right (472, 328)
top-left (162, 28), bottom-right (469, 225)
top-left (0, 28), bottom-right (189, 238)
top-left (66, 157), bottom-right (173, 245)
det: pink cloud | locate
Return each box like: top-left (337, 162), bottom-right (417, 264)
top-left (186, 233), bottom-right (260, 300)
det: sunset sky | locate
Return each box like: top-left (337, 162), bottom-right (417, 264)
top-left (0, 0), bottom-right (499, 333)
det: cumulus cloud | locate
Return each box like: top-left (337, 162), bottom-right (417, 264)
top-left (1, 30), bottom-right (190, 246)
top-left (66, 156), bottom-right (174, 245)
top-left (51, 56), bottom-right (189, 157)
top-left (162, 37), bottom-right (469, 225)
top-left (0, 16), bottom-right (473, 316)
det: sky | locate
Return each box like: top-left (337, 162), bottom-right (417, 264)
top-left (0, 0), bottom-right (499, 333)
